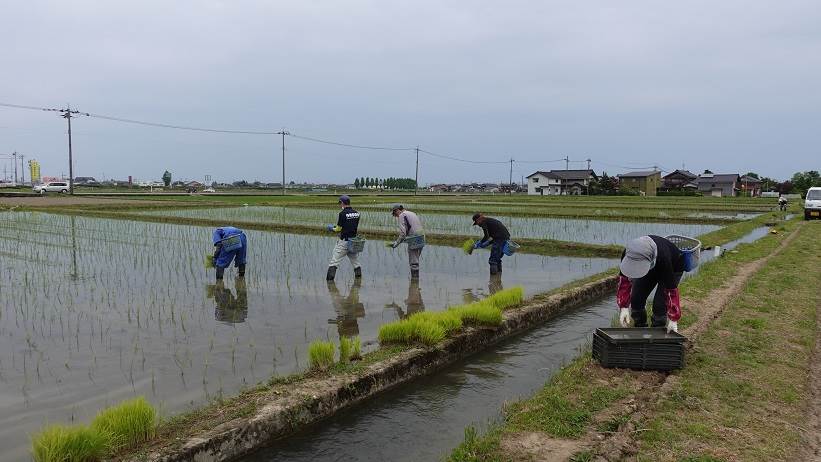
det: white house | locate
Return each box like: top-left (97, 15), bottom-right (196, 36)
top-left (526, 170), bottom-right (597, 195)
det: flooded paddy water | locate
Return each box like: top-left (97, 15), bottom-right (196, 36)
top-left (0, 211), bottom-right (617, 460)
top-left (138, 206), bottom-right (720, 245)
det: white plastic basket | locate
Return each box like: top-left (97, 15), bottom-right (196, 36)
top-left (665, 235), bottom-right (701, 272)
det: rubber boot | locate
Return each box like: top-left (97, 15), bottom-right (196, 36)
top-left (410, 269), bottom-right (419, 279)
top-left (216, 267), bottom-right (225, 280)
top-left (326, 266), bottom-right (337, 281)
top-left (489, 264), bottom-right (499, 275)
top-left (354, 267), bottom-right (362, 279)
top-left (238, 264), bottom-right (246, 278)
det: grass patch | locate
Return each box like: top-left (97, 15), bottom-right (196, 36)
top-left (339, 336), bottom-right (352, 363)
top-left (91, 396), bottom-right (157, 451)
top-left (31, 425), bottom-right (110, 462)
top-left (308, 341), bottom-right (336, 370)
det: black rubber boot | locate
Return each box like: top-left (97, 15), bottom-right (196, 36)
top-left (354, 267), bottom-right (362, 279)
top-left (489, 264), bottom-right (499, 275)
top-left (238, 264), bottom-right (246, 278)
top-left (326, 266), bottom-right (337, 281)
top-left (410, 269), bottom-right (419, 279)
top-left (216, 267), bottom-right (225, 280)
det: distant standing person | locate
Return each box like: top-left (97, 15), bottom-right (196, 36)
top-left (326, 195), bottom-right (362, 281)
top-left (471, 213), bottom-right (511, 275)
top-left (616, 235), bottom-right (684, 333)
top-left (388, 204), bottom-right (424, 279)
top-left (212, 226), bottom-right (247, 281)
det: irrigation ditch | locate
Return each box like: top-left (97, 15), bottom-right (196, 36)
top-left (119, 273), bottom-right (619, 461)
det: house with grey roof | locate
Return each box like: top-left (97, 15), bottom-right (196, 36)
top-left (661, 169), bottom-right (698, 191)
top-left (526, 169), bottom-right (597, 195)
top-left (696, 171), bottom-right (740, 197)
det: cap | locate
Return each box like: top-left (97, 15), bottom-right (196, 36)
top-left (391, 203), bottom-right (403, 212)
top-left (338, 195), bottom-right (351, 205)
top-left (472, 213), bottom-right (482, 224)
top-left (619, 236), bottom-right (658, 279)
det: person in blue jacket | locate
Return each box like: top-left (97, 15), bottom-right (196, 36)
top-left (212, 226), bottom-right (247, 281)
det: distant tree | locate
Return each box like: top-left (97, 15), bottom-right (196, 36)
top-left (354, 178), bottom-right (360, 189)
top-left (776, 181), bottom-right (794, 194)
top-left (791, 170), bottom-right (821, 196)
top-left (744, 172), bottom-right (760, 179)
top-left (162, 170), bottom-right (172, 187)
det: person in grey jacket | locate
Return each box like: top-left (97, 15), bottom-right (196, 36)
top-left (388, 204), bottom-right (424, 279)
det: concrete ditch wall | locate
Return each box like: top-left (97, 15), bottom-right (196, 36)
top-left (128, 274), bottom-right (618, 462)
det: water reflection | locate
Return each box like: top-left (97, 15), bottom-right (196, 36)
top-left (207, 278), bottom-right (249, 324)
top-left (327, 280), bottom-right (366, 337)
top-left (386, 280), bottom-right (427, 319)
top-left (488, 273), bottom-right (504, 294)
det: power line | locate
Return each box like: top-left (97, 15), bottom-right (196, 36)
top-left (418, 148), bottom-right (508, 164)
top-left (289, 133), bottom-right (413, 151)
top-left (86, 112), bottom-right (278, 135)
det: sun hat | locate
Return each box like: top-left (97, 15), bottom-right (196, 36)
top-left (619, 236), bottom-right (658, 279)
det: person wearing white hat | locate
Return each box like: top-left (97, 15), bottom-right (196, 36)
top-left (617, 235), bottom-right (685, 333)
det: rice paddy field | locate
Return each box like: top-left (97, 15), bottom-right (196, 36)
top-left (0, 211), bottom-right (618, 460)
top-left (136, 206), bottom-right (720, 245)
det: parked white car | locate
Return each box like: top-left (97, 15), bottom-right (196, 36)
top-left (805, 187), bottom-right (821, 220)
top-left (202, 188), bottom-right (216, 193)
top-left (33, 182), bottom-right (70, 194)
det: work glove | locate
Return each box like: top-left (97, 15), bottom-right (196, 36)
top-left (616, 275), bottom-right (632, 309)
top-left (619, 307), bottom-right (631, 327)
top-left (664, 287), bottom-right (681, 322)
top-left (326, 224), bottom-right (342, 232)
top-left (667, 320), bottom-right (678, 334)
top-left (385, 242), bottom-right (397, 249)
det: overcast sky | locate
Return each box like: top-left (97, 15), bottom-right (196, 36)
top-left (1, 0), bottom-right (819, 184)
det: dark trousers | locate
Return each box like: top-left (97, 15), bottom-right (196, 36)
top-left (630, 271), bottom-right (683, 327)
top-left (488, 241), bottom-right (504, 266)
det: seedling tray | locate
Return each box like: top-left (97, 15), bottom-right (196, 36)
top-left (593, 327), bottom-right (686, 371)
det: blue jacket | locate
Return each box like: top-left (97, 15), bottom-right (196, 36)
top-left (213, 226), bottom-right (243, 245)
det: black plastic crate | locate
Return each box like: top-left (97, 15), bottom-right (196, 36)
top-left (592, 327), bottom-right (686, 371)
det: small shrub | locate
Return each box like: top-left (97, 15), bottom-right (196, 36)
top-left (91, 396), bottom-right (157, 450)
top-left (31, 424), bottom-right (110, 462)
top-left (351, 336), bottom-right (362, 359)
top-left (308, 340), bottom-right (336, 370)
top-left (339, 336), bottom-right (352, 363)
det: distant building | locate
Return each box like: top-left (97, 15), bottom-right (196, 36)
top-left (661, 170), bottom-right (698, 191)
top-left (526, 170), bottom-right (597, 195)
top-left (696, 171), bottom-right (740, 197)
top-left (739, 175), bottom-right (762, 197)
top-left (73, 176), bottom-right (98, 185)
top-left (618, 171), bottom-right (662, 196)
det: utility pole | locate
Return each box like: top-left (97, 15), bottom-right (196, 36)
top-left (565, 155), bottom-right (570, 171)
top-left (20, 154), bottom-right (25, 185)
top-left (12, 152), bottom-right (17, 185)
top-left (509, 158), bottom-right (514, 194)
top-left (415, 146), bottom-right (420, 196)
top-left (45, 105), bottom-right (89, 195)
top-left (586, 158), bottom-right (591, 171)
top-left (277, 130), bottom-right (289, 196)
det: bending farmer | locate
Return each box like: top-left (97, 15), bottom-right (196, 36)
top-left (617, 235), bottom-right (683, 333)
top-left (212, 226), bottom-right (247, 281)
top-left (388, 204), bottom-right (424, 279)
top-left (326, 195), bottom-right (362, 281)
top-left (471, 213), bottom-right (511, 275)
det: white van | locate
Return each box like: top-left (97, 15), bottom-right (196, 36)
top-left (805, 187), bottom-right (821, 220)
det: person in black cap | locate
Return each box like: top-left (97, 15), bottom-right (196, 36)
top-left (325, 195), bottom-right (362, 281)
top-left (616, 235), bottom-right (684, 333)
top-left (471, 213), bottom-right (511, 275)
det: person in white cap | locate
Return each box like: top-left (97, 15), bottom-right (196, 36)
top-left (617, 235), bottom-right (684, 333)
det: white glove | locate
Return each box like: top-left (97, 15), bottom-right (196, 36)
top-left (619, 308), bottom-right (631, 327)
top-left (667, 320), bottom-right (678, 333)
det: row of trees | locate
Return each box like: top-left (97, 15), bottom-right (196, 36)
top-left (354, 177), bottom-right (417, 190)
top-left (744, 171), bottom-right (821, 195)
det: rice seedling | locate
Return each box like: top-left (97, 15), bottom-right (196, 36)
top-left (31, 424), bottom-right (110, 462)
top-left (308, 341), bottom-right (336, 370)
top-left (450, 302), bottom-right (503, 326)
top-left (339, 336), bottom-right (352, 363)
top-left (414, 321), bottom-right (446, 346)
top-left (484, 286), bottom-right (525, 310)
top-left (407, 310), bottom-right (463, 333)
top-left (204, 254), bottom-right (214, 268)
top-left (90, 396), bottom-right (157, 450)
top-left (461, 239), bottom-right (475, 254)
top-left (378, 321), bottom-right (415, 344)
top-left (351, 337), bottom-right (362, 359)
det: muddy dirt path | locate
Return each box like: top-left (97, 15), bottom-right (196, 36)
top-left (496, 225), bottom-right (802, 462)
top-left (800, 287), bottom-right (821, 462)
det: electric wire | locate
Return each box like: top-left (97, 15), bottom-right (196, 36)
top-left (288, 133), bottom-right (413, 151)
top-left (418, 148), bottom-right (508, 164)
